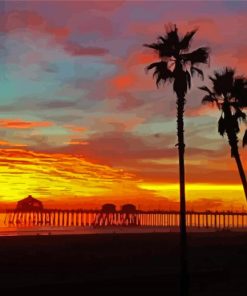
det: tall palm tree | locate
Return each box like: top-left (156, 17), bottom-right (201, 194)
top-left (199, 68), bottom-right (247, 200)
top-left (144, 24), bottom-right (210, 296)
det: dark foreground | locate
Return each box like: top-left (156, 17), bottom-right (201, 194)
top-left (0, 232), bottom-right (246, 295)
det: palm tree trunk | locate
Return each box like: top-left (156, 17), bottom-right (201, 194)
top-left (224, 105), bottom-right (247, 201)
top-left (233, 151), bottom-right (247, 201)
top-left (176, 96), bottom-right (189, 296)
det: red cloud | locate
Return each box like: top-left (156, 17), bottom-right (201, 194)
top-left (0, 119), bottom-right (53, 129)
top-left (112, 73), bottom-right (137, 90)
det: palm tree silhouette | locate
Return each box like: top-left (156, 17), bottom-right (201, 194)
top-left (199, 68), bottom-right (247, 200)
top-left (144, 24), bottom-right (210, 296)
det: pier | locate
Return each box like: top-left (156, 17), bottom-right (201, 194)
top-left (2, 209), bottom-right (247, 229)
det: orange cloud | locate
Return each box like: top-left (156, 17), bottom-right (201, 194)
top-left (126, 51), bottom-right (157, 67)
top-left (0, 140), bottom-right (27, 147)
top-left (67, 140), bottom-right (89, 145)
top-left (112, 73), bottom-right (137, 90)
top-left (0, 119), bottom-right (53, 129)
top-left (109, 69), bottom-right (154, 94)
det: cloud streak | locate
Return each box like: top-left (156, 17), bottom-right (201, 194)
top-left (0, 119), bottom-right (53, 129)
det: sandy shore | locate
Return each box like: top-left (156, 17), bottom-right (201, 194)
top-left (0, 232), bottom-right (246, 295)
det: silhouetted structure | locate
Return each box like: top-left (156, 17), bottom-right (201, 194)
top-left (16, 195), bottom-right (43, 212)
top-left (92, 203), bottom-right (117, 226)
top-left (120, 204), bottom-right (138, 226)
top-left (101, 203), bottom-right (116, 213)
top-left (120, 204), bottom-right (137, 213)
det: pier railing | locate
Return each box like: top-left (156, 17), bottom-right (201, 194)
top-left (1, 209), bottom-right (247, 229)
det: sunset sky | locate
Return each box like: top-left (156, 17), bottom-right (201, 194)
top-left (0, 1), bottom-right (246, 211)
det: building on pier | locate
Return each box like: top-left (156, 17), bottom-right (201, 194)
top-left (121, 204), bottom-right (138, 226)
top-left (16, 195), bottom-right (43, 212)
top-left (120, 204), bottom-right (137, 213)
top-left (101, 203), bottom-right (116, 213)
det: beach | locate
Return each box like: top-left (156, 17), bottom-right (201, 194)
top-left (0, 232), bottom-right (246, 295)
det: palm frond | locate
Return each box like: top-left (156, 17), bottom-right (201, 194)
top-left (234, 77), bottom-right (247, 89)
top-left (233, 77), bottom-right (247, 108)
top-left (179, 30), bottom-right (197, 50)
top-left (218, 116), bottom-right (226, 136)
top-left (232, 116), bottom-right (240, 134)
top-left (182, 47), bottom-right (210, 65)
top-left (146, 61), bottom-right (173, 87)
top-left (202, 94), bottom-right (215, 105)
top-left (186, 70), bottom-right (191, 89)
top-left (166, 24), bottom-right (179, 47)
top-left (199, 86), bottom-right (213, 94)
top-left (158, 36), bottom-right (167, 44)
top-left (146, 62), bottom-right (161, 71)
top-left (209, 75), bottom-right (216, 83)
top-left (217, 67), bottom-right (235, 77)
top-left (144, 25), bottom-right (181, 58)
top-left (234, 108), bottom-right (246, 121)
top-left (191, 66), bottom-right (204, 80)
top-left (143, 42), bottom-right (174, 57)
top-left (155, 72), bottom-right (163, 87)
top-left (243, 130), bottom-right (247, 147)
top-left (143, 43), bottom-right (161, 51)
top-left (211, 68), bottom-right (235, 96)
top-left (144, 24), bottom-right (211, 94)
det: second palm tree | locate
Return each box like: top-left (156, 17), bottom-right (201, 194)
top-left (200, 68), bottom-right (247, 201)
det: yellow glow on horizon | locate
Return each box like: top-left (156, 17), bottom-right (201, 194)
top-left (138, 182), bottom-right (246, 206)
top-left (139, 183), bottom-right (243, 192)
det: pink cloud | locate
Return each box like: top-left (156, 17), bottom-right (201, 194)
top-left (0, 10), bottom-right (69, 40)
top-left (186, 103), bottom-right (217, 117)
top-left (214, 47), bottom-right (247, 74)
top-left (67, 14), bottom-right (114, 38)
top-left (42, 1), bottom-right (124, 12)
top-left (64, 42), bottom-right (109, 56)
top-left (0, 10), bottom-right (109, 57)
top-left (116, 92), bottom-right (144, 111)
